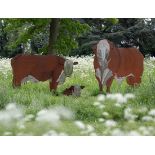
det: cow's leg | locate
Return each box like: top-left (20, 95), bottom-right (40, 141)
top-left (12, 75), bottom-right (22, 88)
top-left (95, 68), bottom-right (103, 93)
top-left (106, 76), bottom-right (114, 93)
top-left (95, 76), bottom-right (103, 93)
top-left (49, 80), bottom-right (59, 94)
top-left (49, 69), bottom-right (63, 94)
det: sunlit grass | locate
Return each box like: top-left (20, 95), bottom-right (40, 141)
top-left (0, 56), bottom-right (155, 135)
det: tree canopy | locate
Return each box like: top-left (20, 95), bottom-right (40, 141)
top-left (0, 18), bottom-right (155, 58)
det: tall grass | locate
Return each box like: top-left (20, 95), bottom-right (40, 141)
top-left (0, 56), bottom-right (155, 135)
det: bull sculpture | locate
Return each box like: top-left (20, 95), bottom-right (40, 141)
top-left (11, 54), bottom-right (78, 92)
top-left (92, 39), bottom-right (144, 93)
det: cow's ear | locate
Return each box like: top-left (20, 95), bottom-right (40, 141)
top-left (81, 86), bottom-right (85, 89)
top-left (73, 62), bottom-right (78, 65)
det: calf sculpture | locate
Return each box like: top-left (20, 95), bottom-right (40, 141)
top-left (11, 54), bottom-right (78, 92)
top-left (92, 39), bottom-right (144, 93)
top-left (63, 85), bottom-right (85, 96)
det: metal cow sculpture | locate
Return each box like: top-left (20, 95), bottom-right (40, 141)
top-left (11, 54), bottom-right (78, 92)
top-left (92, 39), bottom-right (144, 93)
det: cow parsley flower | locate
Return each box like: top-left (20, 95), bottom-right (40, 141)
top-left (142, 116), bottom-right (153, 122)
top-left (74, 121), bottom-right (86, 130)
top-left (106, 93), bottom-right (127, 104)
top-left (36, 106), bottom-right (73, 126)
top-left (148, 109), bottom-right (155, 116)
top-left (111, 128), bottom-right (124, 136)
top-left (124, 107), bottom-right (137, 120)
top-left (104, 120), bottom-right (117, 127)
top-left (97, 94), bottom-right (105, 102)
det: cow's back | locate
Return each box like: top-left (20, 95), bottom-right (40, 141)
top-left (116, 48), bottom-right (144, 76)
top-left (11, 54), bottom-right (65, 81)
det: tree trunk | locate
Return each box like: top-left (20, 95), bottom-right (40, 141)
top-left (48, 18), bottom-right (60, 54)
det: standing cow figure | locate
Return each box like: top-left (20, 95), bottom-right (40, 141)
top-left (92, 39), bottom-right (144, 93)
top-left (11, 54), bottom-right (78, 92)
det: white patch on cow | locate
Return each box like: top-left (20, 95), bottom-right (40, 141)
top-left (56, 70), bottom-right (66, 85)
top-left (96, 39), bottom-right (112, 86)
top-left (101, 68), bottom-right (113, 85)
top-left (21, 75), bottom-right (39, 84)
top-left (72, 85), bottom-right (82, 97)
top-left (114, 73), bottom-right (135, 85)
top-left (97, 39), bottom-right (110, 68)
top-left (96, 68), bottom-right (113, 85)
top-left (95, 68), bottom-right (101, 81)
top-left (64, 60), bottom-right (73, 77)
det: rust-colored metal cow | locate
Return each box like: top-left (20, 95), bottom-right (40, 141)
top-left (92, 39), bottom-right (144, 93)
top-left (11, 54), bottom-right (78, 92)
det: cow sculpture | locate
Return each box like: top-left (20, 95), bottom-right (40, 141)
top-left (11, 54), bottom-right (78, 92)
top-left (63, 85), bottom-right (85, 96)
top-left (92, 39), bottom-right (144, 93)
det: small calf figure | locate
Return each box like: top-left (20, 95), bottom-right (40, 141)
top-left (63, 85), bottom-right (85, 96)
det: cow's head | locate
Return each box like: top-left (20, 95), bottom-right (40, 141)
top-left (64, 60), bottom-right (78, 77)
top-left (63, 85), bottom-right (85, 96)
top-left (94, 39), bottom-right (110, 70)
top-left (57, 60), bottom-right (78, 85)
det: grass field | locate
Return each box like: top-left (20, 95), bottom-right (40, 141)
top-left (0, 56), bottom-right (155, 136)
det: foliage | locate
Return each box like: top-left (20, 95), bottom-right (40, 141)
top-left (72, 18), bottom-right (155, 56)
top-left (2, 18), bottom-right (90, 56)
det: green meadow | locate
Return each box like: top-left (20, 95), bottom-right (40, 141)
top-left (0, 56), bottom-right (155, 136)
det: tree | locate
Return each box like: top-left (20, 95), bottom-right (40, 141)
top-left (3, 18), bottom-right (90, 57)
top-left (48, 18), bottom-right (60, 54)
top-left (72, 18), bottom-right (155, 56)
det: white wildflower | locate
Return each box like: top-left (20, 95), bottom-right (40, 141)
top-left (104, 120), bottom-right (117, 127)
top-left (138, 126), bottom-right (151, 135)
top-left (97, 94), bottom-right (105, 102)
top-left (74, 121), bottom-right (86, 130)
top-left (115, 103), bottom-right (122, 107)
top-left (98, 104), bottom-right (105, 109)
top-left (139, 107), bottom-right (148, 113)
top-left (93, 101), bottom-right (101, 106)
top-left (127, 131), bottom-right (141, 136)
top-left (106, 93), bottom-right (127, 104)
top-left (102, 112), bottom-right (109, 117)
top-left (148, 109), bottom-right (155, 116)
top-left (89, 133), bottom-right (98, 136)
top-left (16, 121), bottom-right (25, 129)
top-left (59, 132), bottom-right (68, 136)
top-left (111, 128), bottom-right (124, 136)
top-left (43, 130), bottom-right (58, 136)
top-left (86, 125), bottom-right (94, 133)
top-left (142, 116), bottom-right (153, 121)
top-left (24, 114), bottom-right (34, 122)
top-left (36, 106), bottom-right (73, 126)
top-left (0, 103), bottom-right (24, 126)
top-left (3, 132), bottom-right (12, 136)
top-left (124, 107), bottom-right (137, 120)
top-left (98, 118), bottom-right (105, 122)
top-left (124, 93), bottom-right (135, 99)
